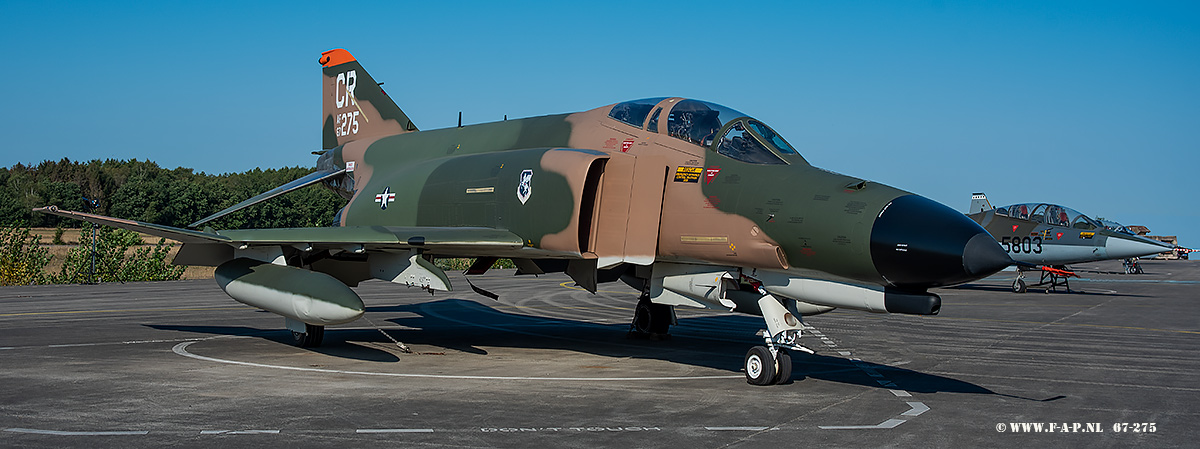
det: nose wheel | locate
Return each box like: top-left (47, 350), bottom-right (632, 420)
top-left (744, 346), bottom-right (775, 385)
top-left (1012, 278), bottom-right (1027, 293)
top-left (744, 346), bottom-right (794, 385)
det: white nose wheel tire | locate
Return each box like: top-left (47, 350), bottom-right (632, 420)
top-left (744, 346), bottom-right (776, 386)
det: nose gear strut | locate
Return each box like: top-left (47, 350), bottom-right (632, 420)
top-left (743, 278), bottom-right (813, 385)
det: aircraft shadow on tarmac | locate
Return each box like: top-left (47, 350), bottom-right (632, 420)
top-left (793, 354), bottom-right (991, 395)
top-left (144, 324), bottom-right (405, 362)
top-left (947, 283), bottom-right (1151, 297)
top-left (144, 298), bottom-right (1025, 397)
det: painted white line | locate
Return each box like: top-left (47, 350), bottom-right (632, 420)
top-left (5, 427), bottom-right (148, 436)
top-left (705, 426), bottom-right (769, 431)
top-left (8, 337), bottom-right (219, 351)
top-left (819, 419), bottom-right (906, 430)
top-left (901, 402), bottom-right (929, 417)
top-left (807, 323), bottom-right (931, 430)
top-left (357, 428), bottom-right (435, 433)
top-left (200, 430), bottom-right (279, 435)
top-left (173, 341), bottom-right (742, 381)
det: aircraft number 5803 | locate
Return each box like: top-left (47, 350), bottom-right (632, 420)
top-left (1002, 236), bottom-right (1042, 254)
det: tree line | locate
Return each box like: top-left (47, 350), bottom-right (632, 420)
top-left (1, 158), bottom-right (344, 229)
top-left (0, 158), bottom-right (515, 286)
top-left (1, 223), bottom-right (183, 286)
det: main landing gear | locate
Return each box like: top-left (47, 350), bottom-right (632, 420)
top-left (629, 294), bottom-right (675, 340)
top-left (1122, 258), bottom-right (1144, 274)
top-left (628, 271), bottom-right (811, 386)
top-left (286, 318), bottom-right (325, 347)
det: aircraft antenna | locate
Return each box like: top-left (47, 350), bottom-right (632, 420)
top-left (458, 111), bottom-right (463, 128)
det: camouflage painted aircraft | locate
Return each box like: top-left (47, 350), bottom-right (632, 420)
top-left (35, 49), bottom-right (1012, 385)
top-left (967, 193), bottom-right (1173, 293)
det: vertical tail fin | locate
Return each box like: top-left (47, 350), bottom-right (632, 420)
top-left (320, 49), bottom-right (417, 149)
top-left (969, 192), bottom-right (993, 214)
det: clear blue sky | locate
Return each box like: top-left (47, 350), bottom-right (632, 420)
top-left (2, 1), bottom-right (1197, 245)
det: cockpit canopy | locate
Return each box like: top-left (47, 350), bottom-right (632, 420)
top-left (608, 98), bottom-right (801, 165)
top-left (995, 203), bottom-right (1102, 230)
top-left (1097, 218), bottom-right (1134, 235)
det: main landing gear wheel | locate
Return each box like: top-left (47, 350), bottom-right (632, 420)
top-left (291, 323), bottom-right (325, 348)
top-left (744, 346), bottom-right (777, 386)
top-left (629, 297), bottom-right (672, 339)
top-left (1012, 278), bottom-right (1027, 293)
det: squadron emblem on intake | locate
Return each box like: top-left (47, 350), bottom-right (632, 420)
top-left (516, 169), bottom-right (533, 204)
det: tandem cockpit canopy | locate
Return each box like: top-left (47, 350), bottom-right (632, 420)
top-left (994, 203), bottom-right (1103, 230)
top-left (608, 98), bottom-right (804, 165)
top-left (1097, 218), bottom-right (1135, 235)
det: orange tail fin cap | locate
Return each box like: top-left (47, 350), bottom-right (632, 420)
top-left (319, 49), bottom-right (356, 67)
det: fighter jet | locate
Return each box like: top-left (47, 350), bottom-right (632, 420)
top-left (967, 193), bottom-right (1173, 292)
top-left (35, 49), bottom-right (1011, 386)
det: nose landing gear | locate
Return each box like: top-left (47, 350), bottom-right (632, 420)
top-left (744, 335), bottom-right (802, 385)
top-left (744, 291), bottom-right (812, 385)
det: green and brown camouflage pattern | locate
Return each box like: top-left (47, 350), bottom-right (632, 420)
top-left (38, 48), bottom-right (1011, 300)
top-left (316, 48), bottom-right (918, 287)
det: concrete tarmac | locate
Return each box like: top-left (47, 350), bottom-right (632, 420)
top-left (1, 259), bottom-right (1197, 448)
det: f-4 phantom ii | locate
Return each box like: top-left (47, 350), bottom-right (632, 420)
top-left (967, 193), bottom-right (1173, 293)
top-left (36, 49), bottom-right (1012, 386)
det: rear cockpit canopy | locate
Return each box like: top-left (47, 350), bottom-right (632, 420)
top-left (995, 203), bottom-right (1101, 230)
top-left (1097, 218), bottom-right (1134, 235)
top-left (608, 98), bottom-right (804, 165)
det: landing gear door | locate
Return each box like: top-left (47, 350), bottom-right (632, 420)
top-left (592, 154), bottom-right (668, 268)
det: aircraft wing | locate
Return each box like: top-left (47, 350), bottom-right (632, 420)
top-left (215, 226), bottom-right (524, 252)
top-left (34, 206), bottom-right (230, 244)
top-left (33, 206), bottom-right (524, 252)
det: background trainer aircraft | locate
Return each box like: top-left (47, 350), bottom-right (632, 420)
top-left (36, 49), bottom-right (1011, 386)
top-left (967, 193), bottom-right (1173, 293)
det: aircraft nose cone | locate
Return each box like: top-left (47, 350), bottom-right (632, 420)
top-left (1105, 235), bottom-right (1173, 259)
top-left (962, 232), bottom-right (1014, 276)
top-left (870, 195), bottom-right (1012, 288)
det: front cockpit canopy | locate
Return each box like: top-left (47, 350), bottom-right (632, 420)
top-left (995, 203), bottom-right (1101, 230)
top-left (608, 98), bottom-right (801, 165)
